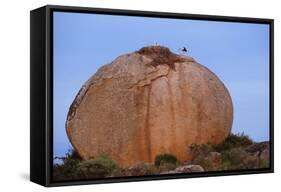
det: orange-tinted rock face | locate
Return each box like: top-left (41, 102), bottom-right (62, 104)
top-left (66, 46), bottom-right (233, 167)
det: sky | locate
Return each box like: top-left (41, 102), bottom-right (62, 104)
top-left (53, 11), bottom-right (270, 158)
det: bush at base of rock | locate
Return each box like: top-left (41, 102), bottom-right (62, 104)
top-left (213, 133), bottom-right (253, 152)
top-left (189, 133), bottom-right (269, 171)
top-left (77, 155), bottom-right (117, 179)
top-left (154, 153), bottom-right (178, 166)
top-left (53, 152), bottom-right (117, 181)
top-left (53, 149), bottom-right (81, 181)
top-left (53, 133), bottom-right (269, 181)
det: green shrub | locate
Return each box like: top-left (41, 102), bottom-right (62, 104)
top-left (154, 153), bottom-right (178, 166)
top-left (219, 147), bottom-right (256, 170)
top-left (53, 150), bottom-right (116, 180)
top-left (53, 149), bottom-right (81, 180)
top-left (213, 133), bottom-right (253, 152)
top-left (77, 154), bottom-right (117, 178)
top-left (221, 148), bottom-right (247, 168)
top-left (258, 159), bottom-right (270, 169)
top-left (189, 133), bottom-right (255, 171)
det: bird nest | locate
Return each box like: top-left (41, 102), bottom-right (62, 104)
top-left (137, 46), bottom-right (186, 70)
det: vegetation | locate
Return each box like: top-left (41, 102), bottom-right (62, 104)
top-left (111, 162), bottom-right (179, 177)
top-left (111, 162), bottom-right (157, 177)
top-left (189, 143), bottom-right (214, 171)
top-left (189, 133), bottom-right (269, 171)
top-left (53, 133), bottom-right (269, 181)
top-left (137, 46), bottom-right (186, 70)
top-left (77, 155), bottom-right (116, 179)
top-left (154, 153), bottom-right (178, 166)
top-left (53, 150), bottom-right (116, 181)
top-left (212, 133), bottom-right (253, 152)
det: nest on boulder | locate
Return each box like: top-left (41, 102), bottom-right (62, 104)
top-left (137, 46), bottom-right (186, 70)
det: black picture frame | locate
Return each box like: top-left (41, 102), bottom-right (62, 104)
top-left (30, 4), bottom-right (274, 187)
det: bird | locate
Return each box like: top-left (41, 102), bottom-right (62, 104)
top-left (178, 46), bottom-right (188, 54)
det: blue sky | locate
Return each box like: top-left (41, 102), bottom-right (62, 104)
top-left (53, 11), bottom-right (270, 158)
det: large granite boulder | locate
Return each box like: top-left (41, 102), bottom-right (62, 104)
top-left (66, 46), bottom-right (233, 167)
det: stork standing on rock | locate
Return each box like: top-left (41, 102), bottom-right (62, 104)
top-left (178, 46), bottom-right (188, 55)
